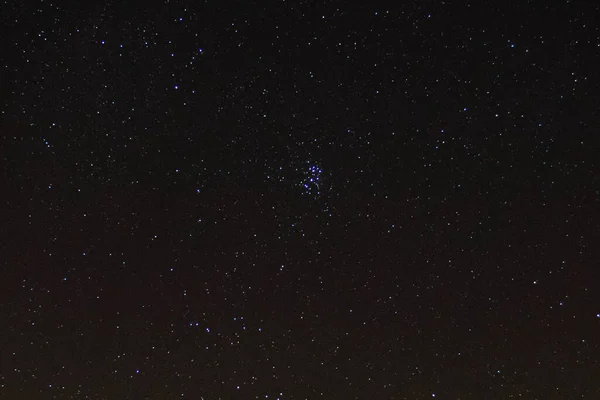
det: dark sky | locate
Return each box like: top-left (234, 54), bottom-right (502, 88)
top-left (2, 1), bottom-right (600, 399)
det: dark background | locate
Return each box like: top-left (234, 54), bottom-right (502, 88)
top-left (1, 0), bottom-right (600, 398)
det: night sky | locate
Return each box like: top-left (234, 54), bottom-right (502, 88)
top-left (2, 1), bottom-right (600, 399)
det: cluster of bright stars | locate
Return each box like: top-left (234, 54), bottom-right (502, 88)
top-left (300, 164), bottom-right (322, 195)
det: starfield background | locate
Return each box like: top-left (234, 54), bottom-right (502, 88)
top-left (1, 1), bottom-right (600, 399)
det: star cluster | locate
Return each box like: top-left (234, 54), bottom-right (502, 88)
top-left (300, 163), bottom-right (323, 196)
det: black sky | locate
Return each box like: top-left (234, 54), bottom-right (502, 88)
top-left (2, 1), bottom-right (600, 399)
